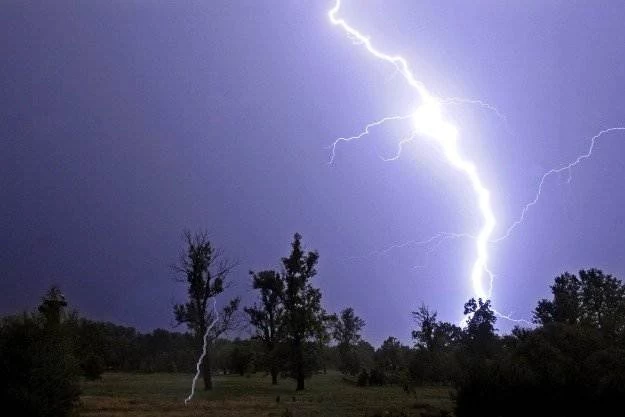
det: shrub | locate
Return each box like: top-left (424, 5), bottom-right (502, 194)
top-left (81, 354), bottom-right (104, 380)
top-left (357, 368), bottom-right (369, 386)
top-left (368, 368), bottom-right (387, 386)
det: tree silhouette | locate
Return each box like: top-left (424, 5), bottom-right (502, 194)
top-left (332, 307), bottom-right (366, 375)
top-left (534, 269), bottom-right (625, 339)
top-left (280, 233), bottom-right (324, 391)
top-left (245, 270), bottom-right (285, 384)
top-left (173, 230), bottom-right (240, 390)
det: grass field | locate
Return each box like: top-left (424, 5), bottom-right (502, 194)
top-left (79, 371), bottom-right (454, 417)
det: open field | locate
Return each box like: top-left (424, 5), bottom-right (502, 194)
top-left (80, 372), bottom-right (454, 417)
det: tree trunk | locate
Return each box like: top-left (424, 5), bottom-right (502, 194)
top-left (295, 337), bottom-right (305, 391)
top-left (202, 353), bottom-right (213, 390)
top-left (296, 372), bottom-right (305, 391)
top-left (271, 366), bottom-right (278, 385)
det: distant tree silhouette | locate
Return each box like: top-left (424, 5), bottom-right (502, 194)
top-left (376, 336), bottom-right (408, 372)
top-left (313, 310), bottom-right (335, 375)
top-left (245, 270), bottom-right (285, 384)
top-left (38, 285), bottom-right (67, 327)
top-left (228, 338), bottom-right (255, 376)
top-left (280, 233), bottom-right (325, 390)
top-left (534, 269), bottom-right (625, 339)
top-left (410, 305), bottom-right (462, 384)
top-left (412, 304), bottom-right (438, 351)
top-left (332, 307), bottom-right (366, 375)
top-left (463, 298), bottom-right (497, 358)
top-left (0, 287), bottom-right (80, 417)
top-left (173, 230), bottom-right (240, 390)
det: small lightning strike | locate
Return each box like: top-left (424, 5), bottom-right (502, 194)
top-left (329, 0), bottom-right (496, 302)
top-left (348, 231), bottom-right (474, 261)
top-left (494, 127), bottom-right (625, 242)
top-left (440, 97), bottom-right (513, 135)
top-left (328, 114), bottom-right (414, 165)
top-left (184, 298), bottom-right (219, 405)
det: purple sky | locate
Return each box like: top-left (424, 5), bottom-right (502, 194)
top-left (2, 1), bottom-right (625, 346)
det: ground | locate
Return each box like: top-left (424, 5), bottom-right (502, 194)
top-left (79, 371), bottom-right (454, 417)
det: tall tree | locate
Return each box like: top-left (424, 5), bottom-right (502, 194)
top-left (332, 307), bottom-right (366, 375)
top-left (463, 298), bottom-right (497, 358)
top-left (38, 286), bottom-right (67, 327)
top-left (281, 233), bottom-right (325, 390)
top-left (173, 230), bottom-right (240, 390)
top-left (534, 269), bottom-right (625, 338)
top-left (376, 336), bottom-right (407, 371)
top-left (411, 304), bottom-right (438, 351)
top-left (245, 270), bottom-right (285, 384)
top-left (534, 272), bottom-right (581, 325)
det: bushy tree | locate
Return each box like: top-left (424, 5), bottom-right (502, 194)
top-left (410, 304), bottom-right (462, 385)
top-left (332, 307), bottom-right (366, 375)
top-left (534, 269), bottom-right (625, 339)
top-left (462, 298), bottom-right (498, 359)
top-left (229, 338), bottom-right (255, 376)
top-left (0, 287), bottom-right (80, 417)
top-left (280, 233), bottom-right (326, 390)
top-left (245, 270), bottom-right (285, 384)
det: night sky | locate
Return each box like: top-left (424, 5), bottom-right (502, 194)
top-left (2, 1), bottom-right (625, 346)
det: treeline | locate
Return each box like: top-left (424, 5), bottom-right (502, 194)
top-left (4, 230), bottom-right (625, 417)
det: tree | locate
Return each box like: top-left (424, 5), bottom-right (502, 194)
top-left (409, 305), bottom-right (462, 385)
top-left (463, 298), bottom-right (497, 359)
top-left (38, 285), bottom-right (67, 327)
top-left (0, 287), bottom-right (80, 417)
top-left (280, 233), bottom-right (325, 390)
top-left (173, 230), bottom-right (240, 390)
top-left (332, 307), bottom-right (366, 375)
top-left (376, 337), bottom-right (407, 372)
top-left (313, 311), bottom-right (335, 375)
top-left (229, 338), bottom-right (255, 376)
top-left (411, 304), bottom-right (438, 351)
top-left (534, 269), bottom-right (625, 339)
top-left (534, 272), bottom-right (580, 325)
top-left (245, 270), bottom-right (285, 384)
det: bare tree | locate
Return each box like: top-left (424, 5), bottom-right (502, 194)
top-left (173, 230), bottom-right (241, 390)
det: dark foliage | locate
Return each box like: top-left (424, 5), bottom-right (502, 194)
top-left (456, 269), bottom-right (625, 417)
top-left (81, 354), bottom-right (104, 380)
top-left (357, 368), bottom-right (369, 386)
top-left (368, 367), bottom-right (387, 386)
top-left (0, 288), bottom-right (80, 417)
top-left (245, 269), bottom-right (285, 384)
top-left (332, 307), bottom-right (366, 376)
top-left (280, 233), bottom-right (326, 390)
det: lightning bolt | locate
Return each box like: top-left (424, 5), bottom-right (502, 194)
top-left (328, 0), bottom-right (496, 302)
top-left (184, 298), bottom-right (219, 405)
top-left (328, 114), bottom-right (414, 164)
top-left (494, 127), bottom-right (625, 242)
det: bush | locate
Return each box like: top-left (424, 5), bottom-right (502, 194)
top-left (357, 368), bottom-right (369, 386)
top-left (82, 354), bottom-right (104, 380)
top-left (368, 368), bottom-right (387, 386)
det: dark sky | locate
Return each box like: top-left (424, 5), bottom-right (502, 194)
top-left (2, 0), bottom-right (625, 346)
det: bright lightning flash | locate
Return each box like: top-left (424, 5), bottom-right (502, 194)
top-left (329, 0), bottom-right (495, 302)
